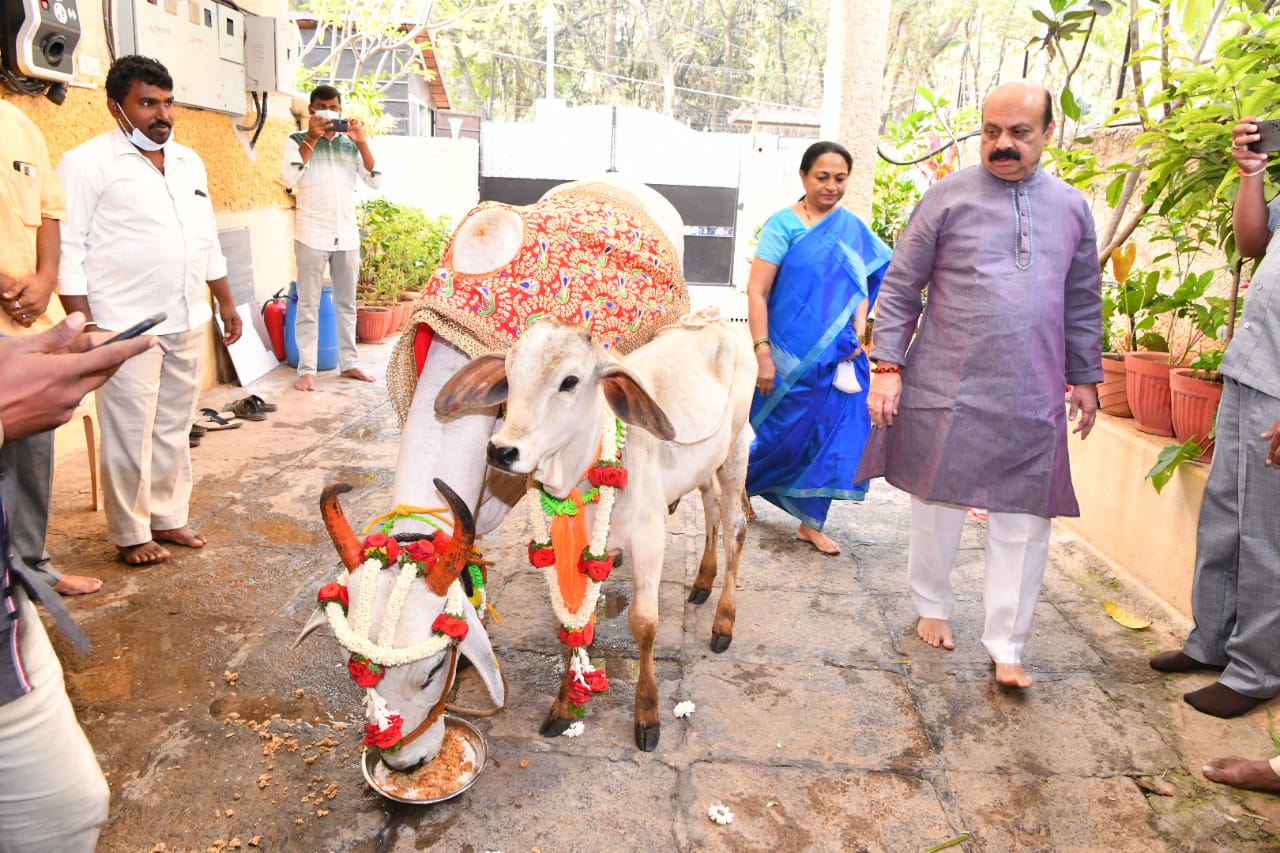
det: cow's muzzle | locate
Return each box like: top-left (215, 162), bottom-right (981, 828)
top-left (486, 441), bottom-right (519, 471)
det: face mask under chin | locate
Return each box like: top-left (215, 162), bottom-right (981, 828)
top-left (116, 104), bottom-right (170, 152)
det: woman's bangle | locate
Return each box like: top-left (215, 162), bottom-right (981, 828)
top-left (83, 321), bottom-right (98, 328)
top-left (752, 337), bottom-right (771, 351)
top-left (1240, 165), bottom-right (1267, 178)
top-left (871, 364), bottom-right (902, 374)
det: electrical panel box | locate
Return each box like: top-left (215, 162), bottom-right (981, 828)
top-left (115, 0), bottom-right (245, 114)
top-left (1, 0), bottom-right (82, 83)
top-left (243, 14), bottom-right (297, 93)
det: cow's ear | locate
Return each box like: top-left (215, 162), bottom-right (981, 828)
top-left (435, 353), bottom-right (509, 415)
top-left (602, 366), bottom-right (676, 440)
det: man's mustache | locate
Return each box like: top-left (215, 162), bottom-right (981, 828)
top-left (149, 121), bottom-right (172, 132)
top-left (990, 148), bottom-right (1021, 161)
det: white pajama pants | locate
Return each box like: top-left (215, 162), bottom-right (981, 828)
top-left (907, 497), bottom-right (1052, 664)
top-left (96, 328), bottom-right (204, 547)
top-left (0, 595), bottom-right (108, 852)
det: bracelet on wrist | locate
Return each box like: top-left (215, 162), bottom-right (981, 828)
top-left (752, 337), bottom-right (771, 351)
top-left (83, 320), bottom-right (98, 328)
top-left (1240, 165), bottom-right (1267, 178)
top-left (871, 364), bottom-right (902, 374)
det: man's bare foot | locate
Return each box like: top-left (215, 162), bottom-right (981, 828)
top-left (796, 523), bottom-right (840, 555)
top-left (53, 574), bottom-right (103, 595)
top-left (916, 617), bottom-right (955, 650)
top-left (294, 374), bottom-right (316, 391)
top-left (119, 541), bottom-right (171, 565)
top-left (152, 526), bottom-right (207, 548)
top-left (341, 367), bottom-right (376, 383)
top-left (995, 662), bottom-right (1034, 688)
top-left (1203, 757), bottom-right (1280, 792)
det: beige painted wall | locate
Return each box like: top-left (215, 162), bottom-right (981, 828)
top-left (1061, 413), bottom-right (1207, 618)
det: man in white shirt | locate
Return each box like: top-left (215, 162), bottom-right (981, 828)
top-left (57, 55), bottom-right (242, 566)
top-left (280, 84), bottom-right (381, 392)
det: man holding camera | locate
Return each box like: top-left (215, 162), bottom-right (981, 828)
top-left (281, 84), bottom-right (382, 392)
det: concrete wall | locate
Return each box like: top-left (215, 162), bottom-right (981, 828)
top-left (354, 136), bottom-right (479, 227)
top-left (1060, 412), bottom-right (1207, 618)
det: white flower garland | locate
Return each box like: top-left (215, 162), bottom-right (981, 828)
top-left (324, 569), bottom-right (468, 667)
top-left (527, 409), bottom-right (624, 631)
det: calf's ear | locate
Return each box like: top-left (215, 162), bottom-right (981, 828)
top-left (435, 353), bottom-right (509, 416)
top-left (602, 366), bottom-right (676, 440)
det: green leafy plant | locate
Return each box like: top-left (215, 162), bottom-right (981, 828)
top-left (357, 199), bottom-right (451, 304)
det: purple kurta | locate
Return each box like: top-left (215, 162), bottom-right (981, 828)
top-left (865, 164), bottom-right (1102, 518)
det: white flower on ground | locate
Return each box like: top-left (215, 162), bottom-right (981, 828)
top-left (562, 721), bottom-right (585, 738)
top-left (673, 700), bottom-right (696, 718)
top-left (708, 804), bottom-right (734, 825)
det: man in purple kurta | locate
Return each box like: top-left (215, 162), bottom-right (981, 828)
top-left (864, 80), bottom-right (1102, 688)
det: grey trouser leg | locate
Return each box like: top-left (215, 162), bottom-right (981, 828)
top-left (329, 248), bottom-right (360, 373)
top-left (294, 241), bottom-right (327, 376)
top-left (1184, 379), bottom-right (1280, 697)
top-left (0, 432), bottom-right (59, 585)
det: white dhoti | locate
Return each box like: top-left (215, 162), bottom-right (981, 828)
top-left (907, 497), bottom-right (1051, 664)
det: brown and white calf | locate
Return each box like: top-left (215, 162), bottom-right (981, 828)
top-left (436, 313), bottom-right (755, 750)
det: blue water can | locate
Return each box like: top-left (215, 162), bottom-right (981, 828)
top-left (284, 281), bottom-right (338, 370)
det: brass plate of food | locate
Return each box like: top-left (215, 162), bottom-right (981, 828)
top-left (361, 716), bottom-right (487, 804)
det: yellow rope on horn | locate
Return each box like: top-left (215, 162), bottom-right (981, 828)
top-left (360, 504), bottom-right (453, 535)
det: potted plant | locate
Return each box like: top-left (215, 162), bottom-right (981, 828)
top-left (355, 200), bottom-right (452, 342)
top-left (1099, 243), bottom-right (1137, 417)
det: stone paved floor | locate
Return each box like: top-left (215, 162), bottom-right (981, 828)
top-left (42, 335), bottom-right (1280, 852)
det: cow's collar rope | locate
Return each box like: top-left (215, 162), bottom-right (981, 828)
top-left (526, 410), bottom-right (626, 634)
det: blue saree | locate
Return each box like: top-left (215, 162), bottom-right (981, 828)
top-left (746, 206), bottom-right (892, 529)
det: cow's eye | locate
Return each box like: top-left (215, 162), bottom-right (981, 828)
top-left (559, 375), bottom-right (579, 393)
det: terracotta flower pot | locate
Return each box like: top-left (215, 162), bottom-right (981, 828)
top-left (1170, 368), bottom-right (1223, 462)
top-left (1099, 353), bottom-right (1131, 417)
top-left (1124, 351), bottom-right (1175, 436)
top-left (394, 299), bottom-right (411, 332)
top-left (356, 306), bottom-right (392, 343)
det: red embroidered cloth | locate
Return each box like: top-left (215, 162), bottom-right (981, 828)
top-left (419, 192), bottom-right (688, 356)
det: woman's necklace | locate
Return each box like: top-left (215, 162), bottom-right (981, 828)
top-left (801, 199), bottom-right (814, 226)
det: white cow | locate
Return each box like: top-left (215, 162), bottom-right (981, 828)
top-left (436, 313), bottom-right (755, 750)
top-left (302, 176), bottom-right (691, 768)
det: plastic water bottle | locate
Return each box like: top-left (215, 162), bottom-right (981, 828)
top-left (284, 281), bottom-right (338, 370)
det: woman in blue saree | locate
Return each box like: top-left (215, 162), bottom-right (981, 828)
top-left (746, 141), bottom-right (892, 555)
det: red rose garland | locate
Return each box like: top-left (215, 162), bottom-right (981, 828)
top-left (317, 582), bottom-right (350, 613)
top-left (347, 653), bottom-right (384, 688)
top-left (364, 714), bottom-right (404, 749)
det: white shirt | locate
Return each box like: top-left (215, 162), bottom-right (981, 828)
top-left (281, 131), bottom-right (382, 252)
top-left (56, 130), bottom-right (228, 335)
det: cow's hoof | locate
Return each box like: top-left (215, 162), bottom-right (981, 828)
top-left (635, 722), bottom-right (661, 752)
top-left (540, 715), bottom-right (573, 738)
top-left (710, 632), bottom-right (733, 653)
top-left (687, 587), bottom-right (710, 605)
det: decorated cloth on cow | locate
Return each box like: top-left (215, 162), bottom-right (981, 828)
top-left (387, 182), bottom-right (689, 425)
top-left (746, 206), bottom-right (892, 530)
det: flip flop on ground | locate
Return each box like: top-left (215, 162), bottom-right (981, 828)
top-left (196, 408), bottom-right (241, 430)
top-left (223, 397), bottom-right (268, 421)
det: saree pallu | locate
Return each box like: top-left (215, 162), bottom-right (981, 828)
top-left (746, 208), bottom-right (892, 529)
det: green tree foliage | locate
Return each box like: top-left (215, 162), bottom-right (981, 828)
top-left (434, 0), bottom-right (829, 128)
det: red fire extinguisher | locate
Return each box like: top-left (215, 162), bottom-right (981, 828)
top-left (262, 289), bottom-right (288, 362)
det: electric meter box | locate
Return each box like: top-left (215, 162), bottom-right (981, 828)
top-left (243, 14), bottom-right (297, 93)
top-left (115, 0), bottom-right (244, 114)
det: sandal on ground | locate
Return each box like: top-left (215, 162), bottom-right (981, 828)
top-left (223, 396), bottom-right (268, 421)
top-left (196, 408), bottom-right (241, 430)
top-left (244, 393), bottom-right (277, 412)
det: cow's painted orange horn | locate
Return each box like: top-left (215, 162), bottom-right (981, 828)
top-left (320, 483), bottom-right (363, 571)
top-left (425, 477), bottom-right (476, 595)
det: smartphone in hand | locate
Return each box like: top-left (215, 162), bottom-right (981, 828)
top-left (1248, 118), bottom-right (1280, 154)
top-left (99, 312), bottom-right (166, 346)
top-left (328, 118), bottom-right (349, 133)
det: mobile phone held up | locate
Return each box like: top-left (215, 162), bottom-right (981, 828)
top-left (1248, 118), bottom-right (1280, 154)
top-left (99, 312), bottom-right (166, 346)
top-left (328, 118), bottom-right (349, 133)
